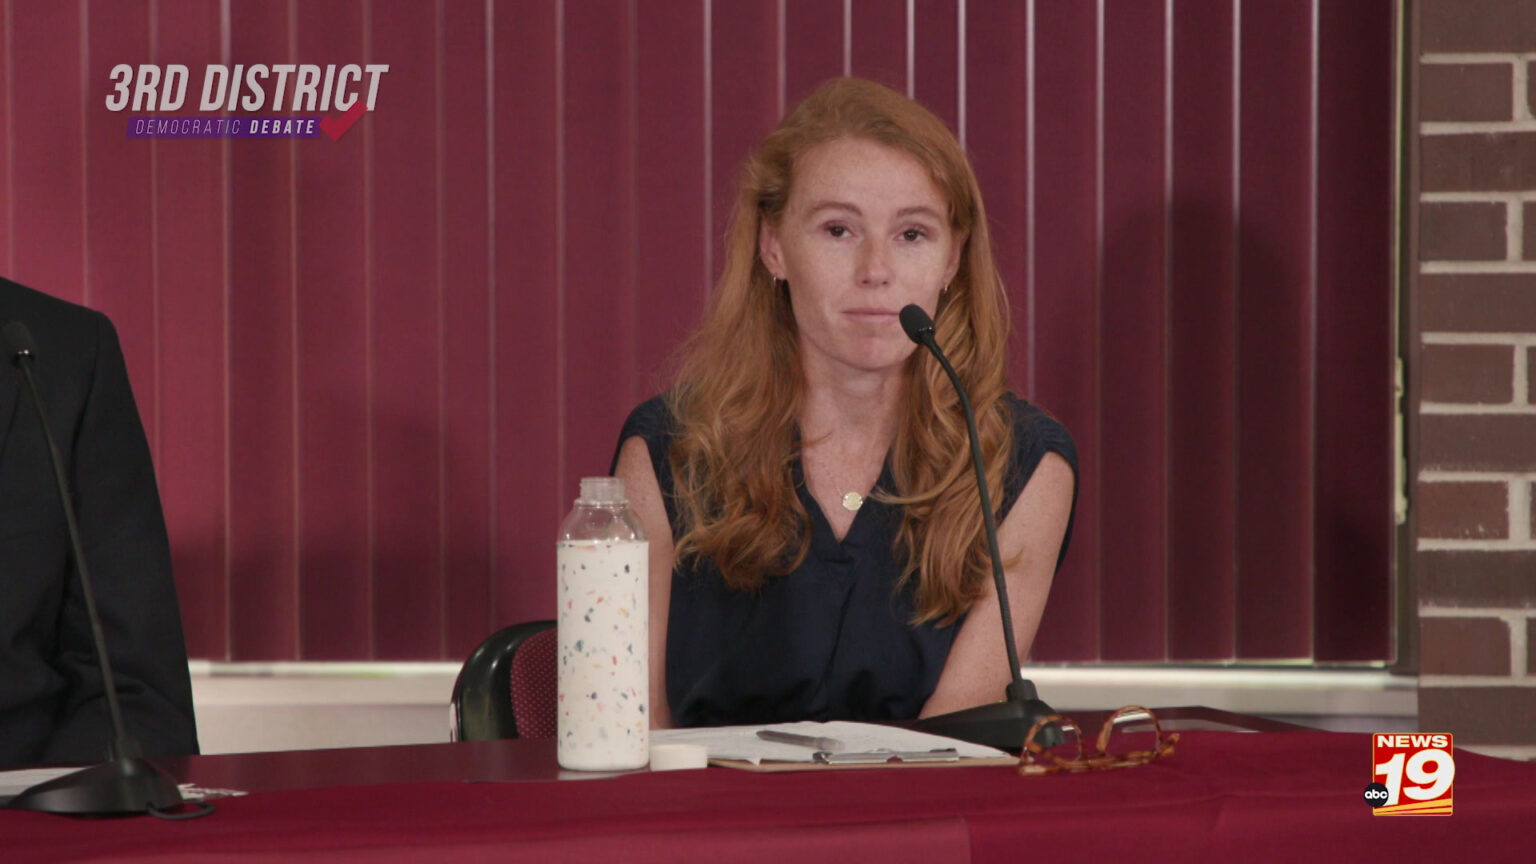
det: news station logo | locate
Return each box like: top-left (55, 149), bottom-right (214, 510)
top-left (1364, 733), bottom-right (1454, 816)
top-left (103, 63), bottom-right (388, 140)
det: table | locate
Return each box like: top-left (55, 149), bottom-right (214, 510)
top-left (5, 708), bottom-right (1534, 862)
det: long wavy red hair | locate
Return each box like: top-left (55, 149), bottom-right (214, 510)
top-left (668, 78), bottom-right (1014, 624)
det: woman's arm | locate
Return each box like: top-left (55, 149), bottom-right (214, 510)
top-left (919, 451), bottom-right (1075, 718)
top-left (613, 436), bottom-right (678, 729)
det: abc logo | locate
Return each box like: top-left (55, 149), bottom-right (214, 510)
top-left (1363, 782), bottom-right (1390, 808)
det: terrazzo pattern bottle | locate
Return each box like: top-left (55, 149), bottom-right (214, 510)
top-left (556, 477), bottom-right (649, 771)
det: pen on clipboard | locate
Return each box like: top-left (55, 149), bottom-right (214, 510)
top-left (756, 730), bottom-right (844, 753)
top-left (813, 748), bottom-right (960, 764)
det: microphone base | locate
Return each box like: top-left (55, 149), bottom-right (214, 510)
top-left (7, 757), bottom-right (183, 816)
top-left (912, 698), bottom-right (1065, 752)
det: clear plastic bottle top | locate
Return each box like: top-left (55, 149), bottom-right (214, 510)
top-left (560, 477), bottom-right (646, 543)
top-left (578, 476), bottom-right (626, 505)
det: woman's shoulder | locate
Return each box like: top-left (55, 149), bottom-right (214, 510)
top-left (999, 393), bottom-right (1078, 514)
top-left (619, 393), bottom-right (677, 443)
top-left (1003, 393), bottom-right (1077, 467)
top-left (609, 393), bottom-right (678, 482)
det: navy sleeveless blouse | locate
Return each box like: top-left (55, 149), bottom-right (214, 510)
top-left (611, 394), bottom-right (1077, 727)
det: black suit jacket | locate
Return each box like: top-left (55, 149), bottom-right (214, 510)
top-left (0, 277), bottom-right (198, 767)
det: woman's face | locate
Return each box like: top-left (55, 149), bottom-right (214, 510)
top-left (759, 137), bottom-right (965, 381)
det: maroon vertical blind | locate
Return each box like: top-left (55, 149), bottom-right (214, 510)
top-left (0, 0), bottom-right (1394, 663)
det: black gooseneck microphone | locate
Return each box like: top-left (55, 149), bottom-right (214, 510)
top-left (2, 321), bottom-right (187, 816)
top-left (899, 305), bottom-right (1063, 751)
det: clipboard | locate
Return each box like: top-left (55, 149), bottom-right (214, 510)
top-left (708, 754), bottom-right (1020, 773)
top-left (652, 719), bottom-right (1017, 772)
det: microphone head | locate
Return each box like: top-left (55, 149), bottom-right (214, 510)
top-left (898, 304), bottom-right (935, 346)
top-left (2, 320), bottom-right (37, 366)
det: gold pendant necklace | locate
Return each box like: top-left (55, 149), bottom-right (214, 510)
top-left (841, 491), bottom-right (864, 512)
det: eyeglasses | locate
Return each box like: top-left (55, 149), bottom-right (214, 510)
top-left (1018, 705), bottom-right (1180, 776)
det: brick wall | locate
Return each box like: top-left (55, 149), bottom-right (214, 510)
top-left (1415, 0), bottom-right (1536, 760)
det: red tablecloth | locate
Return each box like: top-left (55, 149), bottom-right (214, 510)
top-left (5, 731), bottom-right (1534, 862)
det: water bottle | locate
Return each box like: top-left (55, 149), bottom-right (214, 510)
top-left (556, 476), bottom-right (649, 770)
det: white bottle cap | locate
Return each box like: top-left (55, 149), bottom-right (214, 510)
top-left (578, 476), bottom-right (626, 504)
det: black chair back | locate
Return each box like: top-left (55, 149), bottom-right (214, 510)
top-left (450, 620), bottom-right (556, 741)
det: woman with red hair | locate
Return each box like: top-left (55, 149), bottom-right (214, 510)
top-left (613, 78), bottom-right (1077, 728)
